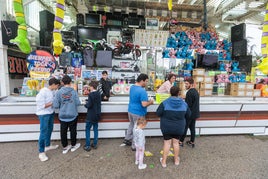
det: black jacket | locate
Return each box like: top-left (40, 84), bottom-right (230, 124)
top-left (84, 91), bottom-right (101, 123)
top-left (98, 78), bottom-right (112, 101)
top-left (185, 88), bottom-right (200, 119)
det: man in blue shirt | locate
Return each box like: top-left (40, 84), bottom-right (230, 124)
top-left (123, 73), bottom-right (154, 150)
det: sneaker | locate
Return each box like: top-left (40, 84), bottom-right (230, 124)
top-left (39, 152), bottom-right (48, 162)
top-left (160, 158), bottom-right (167, 168)
top-left (62, 145), bottom-right (72, 154)
top-left (83, 145), bottom-right (91, 152)
top-left (91, 143), bottom-right (98, 149)
top-left (135, 160), bottom-right (139, 165)
top-left (138, 164), bottom-right (147, 170)
top-left (45, 145), bottom-right (59, 152)
top-left (123, 139), bottom-right (132, 146)
top-left (71, 143), bottom-right (81, 152)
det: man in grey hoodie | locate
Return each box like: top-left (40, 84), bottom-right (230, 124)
top-left (53, 75), bottom-right (81, 154)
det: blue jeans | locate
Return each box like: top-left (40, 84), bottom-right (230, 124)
top-left (38, 113), bottom-right (55, 153)
top-left (85, 122), bottom-right (98, 147)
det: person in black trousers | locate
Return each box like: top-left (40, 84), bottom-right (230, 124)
top-left (98, 70), bottom-right (112, 101)
top-left (180, 78), bottom-right (200, 148)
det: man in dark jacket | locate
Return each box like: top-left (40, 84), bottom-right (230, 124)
top-left (84, 81), bottom-right (101, 151)
top-left (179, 78), bottom-right (200, 148)
top-left (98, 70), bottom-right (112, 101)
top-left (156, 86), bottom-right (191, 168)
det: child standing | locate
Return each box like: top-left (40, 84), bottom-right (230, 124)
top-left (133, 117), bottom-right (147, 170)
top-left (53, 75), bottom-right (81, 154)
top-left (84, 81), bottom-right (101, 151)
top-left (36, 78), bottom-right (60, 162)
top-left (97, 70), bottom-right (112, 101)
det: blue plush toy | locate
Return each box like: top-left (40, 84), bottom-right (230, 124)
top-left (219, 62), bottom-right (225, 71)
top-left (232, 61), bottom-right (240, 72)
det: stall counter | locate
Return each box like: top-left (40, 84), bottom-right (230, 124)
top-left (0, 95), bottom-right (268, 142)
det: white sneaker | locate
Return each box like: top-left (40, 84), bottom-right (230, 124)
top-left (71, 143), bottom-right (81, 152)
top-left (62, 145), bottom-right (72, 154)
top-left (135, 160), bottom-right (139, 165)
top-left (45, 145), bottom-right (59, 152)
top-left (138, 164), bottom-right (147, 170)
top-left (39, 152), bottom-right (48, 162)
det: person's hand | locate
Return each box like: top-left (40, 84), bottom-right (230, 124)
top-left (104, 96), bottom-right (108, 99)
top-left (149, 99), bottom-right (154, 105)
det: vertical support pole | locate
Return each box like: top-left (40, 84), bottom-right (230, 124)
top-left (203, 0), bottom-right (208, 31)
top-left (0, 0), bottom-right (10, 96)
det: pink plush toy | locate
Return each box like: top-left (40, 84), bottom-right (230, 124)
top-left (225, 62), bottom-right (232, 73)
top-left (169, 48), bottom-right (177, 58)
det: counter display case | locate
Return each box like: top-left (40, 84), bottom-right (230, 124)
top-left (0, 95), bottom-right (268, 142)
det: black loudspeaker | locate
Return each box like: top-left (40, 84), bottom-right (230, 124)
top-left (231, 23), bottom-right (246, 42)
top-left (39, 29), bottom-right (53, 47)
top-left (1, 20), bottom-right (18, 45)
top-left (233, 55), bottom-right (252, 73)
top-left (76, 13), bottom-right (84, 25)
top-left (232, 39), bottom-right (247, 57)
top-left (39, 10), bottom-right (55, 31)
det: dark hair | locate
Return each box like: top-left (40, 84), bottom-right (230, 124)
top-left (48, 78), bottom-right (60, 86)
top-left (61, 75), bottom-right (72, 85)
top-left (89, 80), bottom-right (99, 89)
top-left (102, 70), bottom-right (108, 75)
top-left (167, 74), bottom-right (176, 81)
top-left (136, 73), bottom-right (148, 82)
top-left (185, 78), bottom-right (194, 84)
top-left (170, 86), bottom-right (180, 96)
top-left (137, 117), bottom-right (147, 126)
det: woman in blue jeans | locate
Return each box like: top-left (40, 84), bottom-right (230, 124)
top-left (36, 78), bottom-right (60, 162)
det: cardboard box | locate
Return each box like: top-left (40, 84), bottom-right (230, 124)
top-left (230, 90), bottom-right (245, 96)
top-left (193, 68), bottom-right (205, 76)
top-left (200, 82), bottom-right (214, 89)
top-left (199, 89), bottom-right (213, 96)
top-left (203, 76), bottom-right (214, 83)
top-left (253, 89), bottom-right (261, 97)
top-left (245, 90), bottom-right (253, 97)
top-left (245, 83), bottom-right (254, 90)
top-left (193, 76), bottom-right (204, 83)
top-left (231, 83), bottom-right (246, 91)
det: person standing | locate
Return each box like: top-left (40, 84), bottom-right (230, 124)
top-left (84, 81), bottom-right (101, 151)
top-left (156, 74), bottom-right (176, 93)
top-left (36, 78), bottom-right (60, 162)
top-left (156, 86), bottom-right (191, 167)
top-left (98, 70), bottom-right (112, 101)
top-left (179, 78), bottom-right (200, 148)
top-left (123, 73), bottom-right (154, 150)
top-left (133, 117), bottom-right (147, 170)
top-left (53, 75), bottom-right (81, 154)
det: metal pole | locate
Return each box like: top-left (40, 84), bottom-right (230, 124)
top-left (203, 0), bottom-right (208, 31)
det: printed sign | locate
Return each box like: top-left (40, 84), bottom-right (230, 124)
top-left (27, 50), bottom-right (56, 78)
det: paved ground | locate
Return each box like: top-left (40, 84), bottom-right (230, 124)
top-left (0, 135), bottom-right (268, 179)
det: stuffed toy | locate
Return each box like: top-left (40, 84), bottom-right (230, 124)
top-left (52, 0), bottom-right (65, 56)
top-left (232, 61), bottom-right (240, 72)
top-left (169, 48), bottom-right (177, 58)
top-left (10, 0), bottom-right (31, 54)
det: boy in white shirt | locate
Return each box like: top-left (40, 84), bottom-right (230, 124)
top-left (36, 78), bottom-right (60, 162)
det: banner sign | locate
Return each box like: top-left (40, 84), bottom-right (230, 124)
top-left (27, 50), bottom-right (56, 78)
top-left (8, 55), bottom-right (28, 75)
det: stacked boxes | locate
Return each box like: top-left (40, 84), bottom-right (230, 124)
top-left (229, 83), bottom-right (255, 96)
